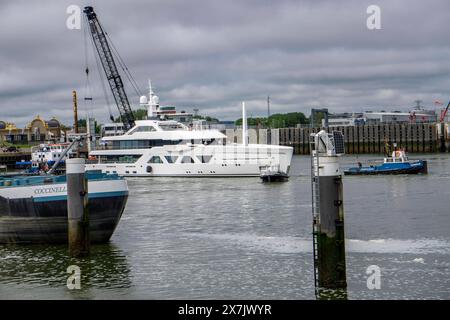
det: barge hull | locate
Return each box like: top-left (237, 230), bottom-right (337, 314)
top-left (0, 195), bottom-right (127, 244)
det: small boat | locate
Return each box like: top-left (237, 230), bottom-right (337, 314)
top-left (0, 171), bottom-right (128, 244)
top-left (344, 149), bottom-right (427, 175)
top-left (16, 143), bottom-right (73, 171)
top-left (260, 165), bottom-right (289, 182)
top-left (31, 143), bottom-right (72, 164)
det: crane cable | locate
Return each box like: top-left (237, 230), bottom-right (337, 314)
top-left (83, 19), bottom-right (93, 114)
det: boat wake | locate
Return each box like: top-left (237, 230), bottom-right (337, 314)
top-left (183, 233), bottom-right (450, 255)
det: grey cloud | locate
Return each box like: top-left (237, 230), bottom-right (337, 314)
top-left (1, 0), bottom-right (450, 126)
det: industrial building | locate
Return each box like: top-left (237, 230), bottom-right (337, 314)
top-left (322, 110), bottom-right (438, 127)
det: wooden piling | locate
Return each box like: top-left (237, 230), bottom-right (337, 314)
top-left (67, 158), bottom-right (90, 257)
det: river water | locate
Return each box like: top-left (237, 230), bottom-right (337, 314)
top-left (0, 154), bottom-right (449, 299)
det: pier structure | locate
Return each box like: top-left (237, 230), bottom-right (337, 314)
top-left (3, 122), bottom-right (449, 168)
top-left (66, 158), bottom-right (90, 257)
top-left (283, 123), bottom-right (441, 154)
top-left (310, 130), bottom-right (347, 299)
top-left (0, 151), bottom-right (31, 167)
top-left (225, 122), bottom-right (449, 154)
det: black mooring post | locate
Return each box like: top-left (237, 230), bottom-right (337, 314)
top-left (311, 131), bottom-right (347, 299)
top-left (317, 174), bottom-right (347, 296)
top-left (67, 158), bottom-right (90, 257)
top-left (439, 122), bottom-right (446, 152)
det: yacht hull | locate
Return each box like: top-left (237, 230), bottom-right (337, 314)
top-left (87, 144), bottom-right (294, 178)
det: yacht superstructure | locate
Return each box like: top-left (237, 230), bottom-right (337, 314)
top-left (88, 90), bottom-right (291, 177)
top-left (86, 119), bottom-right (293, 177)
top-left (86, 81), bottom-right (293, 177)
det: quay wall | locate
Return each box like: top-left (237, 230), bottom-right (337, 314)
top-left (1, 123), bottom-right (448, 165)
top-left (226, 123), bottom-right (450, 155)
top-left (0, 152), bottom-right (31, 167)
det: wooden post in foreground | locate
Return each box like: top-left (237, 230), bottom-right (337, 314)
top-left (67, 158), bottom-right (90, 257)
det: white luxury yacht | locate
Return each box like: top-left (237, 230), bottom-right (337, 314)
top-left (86, 84), bottom-right (293, 177)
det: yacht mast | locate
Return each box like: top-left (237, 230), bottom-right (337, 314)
top-left (142, 80), bottom-right (159, 119)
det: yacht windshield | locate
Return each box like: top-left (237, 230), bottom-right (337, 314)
top-left (128, 126), bottom-right (156, 134)
top-left (159, 123), bottom-right (186, 131)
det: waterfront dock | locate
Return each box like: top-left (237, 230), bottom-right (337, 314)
top-left (1, 123), bottom-right (449, 168)
top-left (0, 151), bottom-right (31, 167)
top-left (227, 122), bottom-right (450, 155)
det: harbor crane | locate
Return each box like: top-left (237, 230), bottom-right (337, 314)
top-left (83, 6), bottom-right (135, 130)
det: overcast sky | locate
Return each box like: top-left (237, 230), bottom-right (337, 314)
top-left (1, 0), bottom-right (450, 127)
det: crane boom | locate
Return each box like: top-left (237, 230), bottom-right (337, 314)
top-left (83, 6), bottom-right (135, 130)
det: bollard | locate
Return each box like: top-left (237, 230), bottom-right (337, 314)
top-left (310, 131), bottom-right (347, 298)
top-left (66, 158), bottom-right (90, 257)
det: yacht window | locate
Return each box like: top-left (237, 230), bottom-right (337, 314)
top-left (159, 123), bottom-right (185, 131)
top-left (99, 154), bottom-right (142, 163)
top-left (165, 155), bottom-right (178, 163)
top-left (181, 156), bottom-right (195, 164)
top-left (200, 155), bottom-right (213, 163)
top-left (148, 156), bottom-right (163, 164)
top-left (128, 126), bottom-right (156, 134)
top-left (204, 139), bottom-right (216, 145)
top-left (113, 139), bottom-right (183, 150)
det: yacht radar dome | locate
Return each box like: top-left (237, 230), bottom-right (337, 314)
top-left (140, 95), bottom-right (148, 104)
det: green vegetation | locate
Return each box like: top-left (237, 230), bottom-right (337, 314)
top-left (77, 119), bottom-right (86, 128)
top-left (235, 112), bottom-right (309, 128)
top-left (77, 119), bottom-right (101, 134)
top-left (106, 108), bottom-right (309, 128)
top-left (131, 109), bottom-right (149, 121)
top-left (112, 108), bottom-right (221, 123)
top-left (310, 111), bottom-right (326, 127)
top-left (0, 142), bottom-right (31, 149)
top-left (113, 109), bottom-right (148, 123)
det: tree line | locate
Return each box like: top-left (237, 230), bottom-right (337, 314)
top-left (106, 108), bottom-right (314, 129)
top-left (235, 112), bottom-right (309, 128)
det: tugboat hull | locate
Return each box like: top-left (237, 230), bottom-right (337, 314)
top-left (344, 160), bottom-right (427, 175)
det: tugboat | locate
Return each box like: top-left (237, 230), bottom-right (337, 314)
top-left (16, 143), bottom-right (72, 172)
top-left (344, 149), bottom-right (427, 175)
